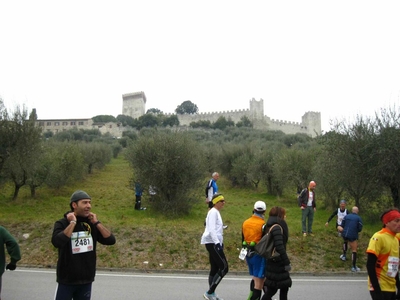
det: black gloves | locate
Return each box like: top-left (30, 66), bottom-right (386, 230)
top-left (214, 243), bottom-right (223, 252)
top-left (284, 265), bottom-right (292, 272)
top-left (6, 263), bottom-right (16, 271)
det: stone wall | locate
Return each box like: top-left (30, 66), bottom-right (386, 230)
top-left (35, 92), bottom-right (322, 138)
top-left (165, 98), bottom-right (321, 137)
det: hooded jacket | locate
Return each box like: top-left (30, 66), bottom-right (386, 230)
top-left (51, 212), bottom-right (116, 285)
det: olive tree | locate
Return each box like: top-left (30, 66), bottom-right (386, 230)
top-left (125, 130), bottom-right (206, 216)
top-left (370, 107), bottom-right (400, 207)
top-left (1, 107), bottom-right (43, 199)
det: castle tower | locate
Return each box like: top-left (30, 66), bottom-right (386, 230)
top-left (122, 91), bottom-right (146, 119)
top-left (249, 98), bottom-right (264, 120)
top-left (302, 111), bottom-right (322, 137)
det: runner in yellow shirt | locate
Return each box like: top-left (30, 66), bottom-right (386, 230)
top-left (366, 209), bottom-right (400, 300)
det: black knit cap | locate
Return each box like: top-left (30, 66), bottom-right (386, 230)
top-left (70, 190), bottom-right (91, 203)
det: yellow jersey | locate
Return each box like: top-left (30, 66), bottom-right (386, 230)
top-left (366, 228), bottom-right (400, 292)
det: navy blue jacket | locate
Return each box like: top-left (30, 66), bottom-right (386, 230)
top-left (341, 213), bottom-right (363, 240)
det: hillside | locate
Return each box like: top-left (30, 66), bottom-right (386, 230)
top-left (0, 155), bottom-right (378, 274)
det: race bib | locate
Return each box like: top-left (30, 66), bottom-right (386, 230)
top-left (239, 248), bottom-right (247, 260)
top-left (71, 231), bottom-right (94, 254)
top-left (387, 256), bottom-right (399, 278)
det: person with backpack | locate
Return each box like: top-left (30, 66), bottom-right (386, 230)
top-left (262, 206), bottom-right (292, 300)
top-left (242, 201), bottom-right (267, 300)
top-left (325, 199), bottom-right (349, 261)
top-left (205, 172), bottom-right (219, 208)
top-left (298, 181), bottom-right (317, 237)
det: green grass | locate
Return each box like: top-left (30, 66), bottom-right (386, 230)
top-left (0, 155), bottom-right (382, 273)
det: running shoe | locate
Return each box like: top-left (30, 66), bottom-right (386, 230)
top-left (303, 232), bottom-right (307, 237)
top-left (340, 254), bottom-right (346, 261)
top-left (351, 266), bottom-right (361, 272)
top-left (203, 292), bottom-right (217, 300)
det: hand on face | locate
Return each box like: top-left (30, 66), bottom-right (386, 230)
top-left (88, 212), bottom-right (98, 224)
top-left (66, 212), bottom-right (77, 222)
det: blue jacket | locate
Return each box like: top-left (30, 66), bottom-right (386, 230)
top-left (205, 179), bottom-right (218, 198)
top-left (341, 213), bottom-right (363, 240)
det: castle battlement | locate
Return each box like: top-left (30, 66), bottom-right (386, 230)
top-left (125, 94), bottom-right (321, 137)
top-left (270, 119), bottom-right (302, 126)
top-left (37, 92), bottom-right (322, 138)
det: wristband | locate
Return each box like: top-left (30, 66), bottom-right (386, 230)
top-left (94, 221), bottom-right (101, 226)
top-left (70, 220), bottom-right (77, 225)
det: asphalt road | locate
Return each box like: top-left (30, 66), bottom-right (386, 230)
top-left (2, 268), bottom-right (370, 300)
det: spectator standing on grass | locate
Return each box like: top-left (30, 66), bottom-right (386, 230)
top-left (201, 193), bottom-right (228, 300)
top-left (205, 172), bottom-right (219, 208)
top-left (298, 181), bottom-right (317, 237)
top-left (337, 206), bottom-right (363, 272)
top-left (134, 180), bottom-right (146, 210)
top-left (262, 206), bottom-right (292, 300)
top-left (366, 208), bottom-right (400, 300)
top-left (242, 201), bottom-right (267, 300)
top-left (0, 226), bottom-right (21, 300)
top-left (52, 190), bottom-right (116, 300)
top-left (325, 199), bottom-right (349, 261)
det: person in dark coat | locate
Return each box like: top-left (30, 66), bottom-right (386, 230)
top-left (262, 206), bottom-right (292, 300)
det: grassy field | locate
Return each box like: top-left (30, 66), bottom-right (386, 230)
top-left (0, 155), bottom-right (382, 274)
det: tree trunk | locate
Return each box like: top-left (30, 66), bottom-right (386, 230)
top-left (30, 185), bottom-right (36, 198)
top-left (390, 185), bottom-right (400, 208)
top-left (12, 184), bottom-right (21, 200)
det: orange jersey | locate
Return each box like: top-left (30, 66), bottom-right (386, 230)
top-left (242, 215), bottom-right (265, 244)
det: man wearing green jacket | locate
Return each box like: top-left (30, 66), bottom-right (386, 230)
top-left (0, 225), bottom-right (21, 300)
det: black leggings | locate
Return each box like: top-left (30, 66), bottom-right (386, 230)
top-left (370, 291), bottom-right (396, 300)
top-left (262, 286), bottom-right (289, 300)
top-left (205, 243), bottom-right (229, 294)
top-left (55, 283), bottom-right (92, 300)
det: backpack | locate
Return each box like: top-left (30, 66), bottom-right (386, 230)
top-left (297, 188), bottom-right (307, 207)
top-left (205, 179), bottom-right (213, 198)
top-left (254, 224), bottom-right (283, 260)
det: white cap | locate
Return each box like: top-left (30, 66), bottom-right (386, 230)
top-left (254, 201), bottom-right (266, 212)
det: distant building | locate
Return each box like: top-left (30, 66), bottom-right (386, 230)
top-left (122, 91), bottom-right (147, 119)
top-left (36, 91), bottom-right (322, 137)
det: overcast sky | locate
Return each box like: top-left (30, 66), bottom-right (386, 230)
top-left (1, 0), bottom-right (400, 133)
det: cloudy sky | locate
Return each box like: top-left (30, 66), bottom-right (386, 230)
top-left (1, 0), bottom-right (399, 133)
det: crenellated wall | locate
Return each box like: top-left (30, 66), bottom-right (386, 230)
top-left (161, 98), bottom-right (321, 137)
top-left (35, 92), bottom-right (322, 138)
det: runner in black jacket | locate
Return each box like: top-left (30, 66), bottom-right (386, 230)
top-left (52, 190), bottom-right (116, 300)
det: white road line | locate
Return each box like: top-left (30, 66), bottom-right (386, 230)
top-left (14, 269), bottom-right (367, 282)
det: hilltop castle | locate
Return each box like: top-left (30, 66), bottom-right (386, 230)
top-left (122, 92), bottom-right (321, 137)
top-left (37, 91), bottom-right (321, 137)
